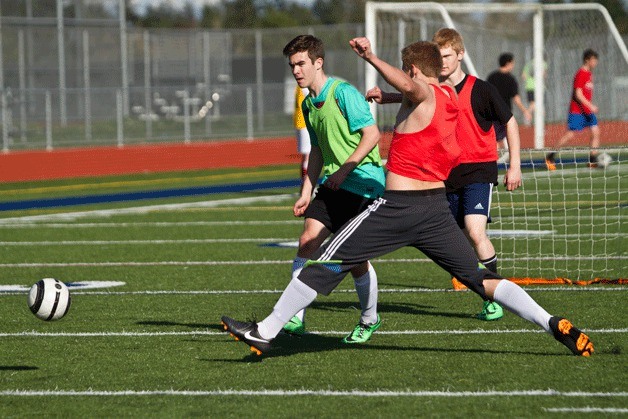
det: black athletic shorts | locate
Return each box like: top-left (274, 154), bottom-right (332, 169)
top-left (526, 90), bottom-right (535, 103)
top-left (298, 189), bottom-right (501, 298)
top-left (303, 185), bottom-right (376, 233)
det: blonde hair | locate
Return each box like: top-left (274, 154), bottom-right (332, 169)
top-left (432, 28), bottom-right (465, 54)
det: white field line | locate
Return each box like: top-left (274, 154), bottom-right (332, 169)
top-left (0, 232), bottom-right (624, 245)
top-left (1, 255), bottom-right (626, 268)
top-left (1, 286), bottom-right (626, 296)
top-left (0, 328), bottom-right (625, 338)
top-left (0, 389), bottom-right (625, 398)
top-left (0, 216), bottom-right (623, 228)
top-left (0, 238), bottom-right (291, 245)
top-left (543, 407), bottom-right (628, 413)
top-left (0, 194), bottom-right (297, 224)
top-left (0, 221), bottom-right (303, 228)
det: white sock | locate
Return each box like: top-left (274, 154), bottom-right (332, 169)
top-left (493, 280), bottom-right (552, 332)
top-left (291, 257), bottom-right (308, 322)
top-left (353, 264), bottom-right (378, 324)
top-left (257, 278), bottom-right (317, 340)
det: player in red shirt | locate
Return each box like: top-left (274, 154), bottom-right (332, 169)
top-left (546, 49), bottom-right (600, 170)
top-left (220, 37), bottom-right (594, 358)
top-left (432, 28), bottom-right (523, 321)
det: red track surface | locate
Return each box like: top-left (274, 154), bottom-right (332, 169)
top-left (1, 121), bottom-right (625, 183)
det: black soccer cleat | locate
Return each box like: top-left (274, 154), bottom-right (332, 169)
top-left (549, 316), bottom-right (594, 357)
top-left (220, 316), bottom-right (273, 355)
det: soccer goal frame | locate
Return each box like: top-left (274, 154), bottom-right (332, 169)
top-left (365, 2), bottom-right (628, 149)
top-left (365, 2), bottom-right (627, 283)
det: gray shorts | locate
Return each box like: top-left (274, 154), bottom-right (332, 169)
top-left (298, 189), bottom-right (501, 298)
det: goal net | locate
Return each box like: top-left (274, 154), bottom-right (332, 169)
top-left (366, 2), bottom-right (627, 282)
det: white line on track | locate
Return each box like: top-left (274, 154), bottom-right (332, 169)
top-left (0, 389), bottom-right (625, 398)
top-left (0, 328), bottom-right (625, 338)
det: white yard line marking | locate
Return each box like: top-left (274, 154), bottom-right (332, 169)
top-left (0, 232), bottom-right (624, 244)
top-left (0, 255), bottom-right (626, 268)
top-left (0, 217), bottom-right (623, 228)
top-left (0, 194), bottom-right (296, 224)
top-left (0, 328), bottom-right (624, 338)
top-left (1, 287), bottom-right (626, 296)
top-left (543, 407), bottom-right (628, 413)
top-left (0, 389), bottom-right (625, 397)
top-left (0, 238), bottom-right (292, 245)
top-left (0, 221), bottom-right (303, 228)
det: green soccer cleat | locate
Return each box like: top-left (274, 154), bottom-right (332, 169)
top-left (342, 315), bottom-right (381, 344)
top-left (476, 301), bottom-right (504, 321)
top-left (282, 315), bottom-right (306, 335)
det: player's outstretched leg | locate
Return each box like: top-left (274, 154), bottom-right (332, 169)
top-left (221, 316), bottom-right (273, 356)
top-left (549, 316), bottom-right (594, 356)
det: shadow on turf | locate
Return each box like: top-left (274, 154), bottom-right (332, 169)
top-left (137, 320), bottom-right (224, 331)
top-left (210, 330), bottom-right (573, 362)
top-left (310, 300), bottom-right (474, 320)
top-left (0, 366), bottom-right (38, 371)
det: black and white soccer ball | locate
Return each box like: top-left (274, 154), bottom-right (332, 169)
top-left (596, 152), bottom-right (612, 169)
top-left (27, 278), bottom-right (71, 321)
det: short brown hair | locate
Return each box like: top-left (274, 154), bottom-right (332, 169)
top-left (283, 35), bottom-right (325, 64)
top-left (583, 48), bottom-right (598, 62)
top-left (401, 41), bottom-right (442, 78)
top-left (432, 28), bottom-right (465, 54)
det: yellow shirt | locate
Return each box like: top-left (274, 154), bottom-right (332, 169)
top-left (294, 86), bottom-right (308, 129)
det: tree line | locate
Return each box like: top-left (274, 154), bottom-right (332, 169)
top-left (1, 0), bottom-right (626, 33)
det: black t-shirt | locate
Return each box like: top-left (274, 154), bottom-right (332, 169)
top-left (446, 75), bottom-right (512, 191)
top-left (486, 70), bottom-right (519, 112)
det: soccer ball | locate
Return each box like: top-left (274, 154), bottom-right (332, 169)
top-left (27, 278), bottom-right (71, 321)
top-left (596, 152), bottom-right (612, 169)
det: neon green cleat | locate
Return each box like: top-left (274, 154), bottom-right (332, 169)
top-left (476, 301), bottom-right (503, 321)
top-left (282, 315), bottom-right (306, 335)
top-left (342, 315), bottom-right (381, 344)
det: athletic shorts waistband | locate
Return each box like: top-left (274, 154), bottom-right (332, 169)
top-left (384, 188), bottom-right (446, 197)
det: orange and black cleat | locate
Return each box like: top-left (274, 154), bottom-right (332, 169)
top-left (451, 277), bottom-right (468, 291)
top-left (549, 316), bottom-right (594, 356)
top-left (221, 316), bottom-right (272, 355)
top-left (545, 152), bottom-right (557, 171)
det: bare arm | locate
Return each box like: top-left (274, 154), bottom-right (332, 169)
top-left (294, 145), bottom-right (323, 216)
top-left (513, 94), bottom-right (532, 124)
top-left (503, 116), bottom-right (522, 191)
top-left (365, 86), bottom-right (403, 104)
top-left (574, 88), bottom-right (599, 113)
top-left (350, 37), bottom-right (431, 104)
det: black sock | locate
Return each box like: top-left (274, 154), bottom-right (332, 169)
top-left (481, 255), bottom-right (498, 274)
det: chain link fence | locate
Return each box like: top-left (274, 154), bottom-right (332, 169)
top-left (1, 6), bottom-right (364, 151)
top-left (1, 2), bottom-right (626, 152)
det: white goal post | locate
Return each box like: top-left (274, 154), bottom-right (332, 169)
top-left (365, 2), bottom-right (628, 149)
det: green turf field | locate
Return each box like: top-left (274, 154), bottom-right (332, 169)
top-left (0, 163), bottom-right (626, 417)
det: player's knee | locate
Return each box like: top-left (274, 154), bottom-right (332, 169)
top-left (298, 233), bottom-right (323, 255)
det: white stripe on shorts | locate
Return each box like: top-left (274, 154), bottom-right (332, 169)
top-left (319, 197), bottom-right (385, 261)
